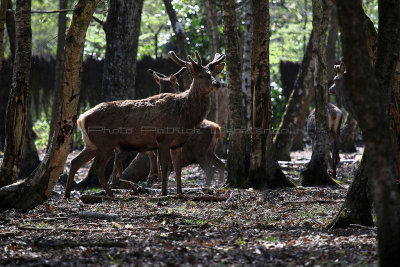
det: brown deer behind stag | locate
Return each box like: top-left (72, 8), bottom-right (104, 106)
top-left (64, 51), bottom-right (225, 197)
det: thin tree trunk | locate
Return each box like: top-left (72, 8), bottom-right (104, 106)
top-left (0, 0), bottom-right (31, 187)
top-left (163, 0), bottom-right (191, 89)
top-left (0, 0), bottom-right (100, 212)
top-left (273, 32), bottom-right (315, 161)
top-left (222, 0), bottom-right (249, 187)
top-left (246, 0), bottom-right (294, 189)
top-left (204, 0), bottom-right (219, 123)
top-left (300, 0), bottom-right (337, 186)
top-left (48, 0), bottom-right (68, 146)
top-left (337, 0), bottom-right (400, 264)
top-left (19, 109), bottom-right (40, 178)
top-left (5, 0), bottom-right (15, 60)
top-left (0, 0), bottom-right (7, 72)
top-left (241, 0), bottom-right (252, 130)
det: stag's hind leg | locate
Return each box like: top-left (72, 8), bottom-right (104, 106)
top-left (209, 152), bottom-right (225, 185)
top-left (65, 148), bottom-right (96, 198)
top-left (93, 150), bottom-right (114, 197)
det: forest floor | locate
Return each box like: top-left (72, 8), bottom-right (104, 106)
top-left (0, 146), bottom-right (377, 266)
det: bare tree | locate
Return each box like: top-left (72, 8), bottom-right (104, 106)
top-left (49, 0), bottom-right (68, 145)
top-left (300, 0), bottom-right (337, 186)
top-left (0, 0), bottom-right (31, 187)
top-left (221, 0), bottom-right (250, 187)
top-left (246, 0), bottom-right (294, 188)
top-left (0, 0), bottom-right (100, 211)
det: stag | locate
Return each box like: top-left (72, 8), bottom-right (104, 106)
top-left (110, 67), bottom-right (225, 188)
top-left (64, 51), bottom-right (225, 197)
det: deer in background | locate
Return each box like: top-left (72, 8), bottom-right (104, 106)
top-left (64, 51), bottom-right (225, 197)
top-left (329, 62), bottom-right (358, 121)
top-left (307, 102), bottom-right (343, 178)
top-left (110, 67), bottom-right (225, 188)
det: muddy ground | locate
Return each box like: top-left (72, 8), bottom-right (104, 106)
top-left (0, 147), bottom-right (377, 266)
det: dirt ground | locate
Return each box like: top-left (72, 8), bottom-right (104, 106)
top-left (0, 147), bottom-right (377, 266)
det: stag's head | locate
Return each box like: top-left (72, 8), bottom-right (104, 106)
top-left (329, 62), bottom-right (346, 95)
top-left (168, 51), bottom-right (225, 95)
top-left (147, 67), bottom-right (186, 94)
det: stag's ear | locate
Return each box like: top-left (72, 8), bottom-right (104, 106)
top-left (153, 72), bottom-right (161, 85)
top-left (211, 63), bottom-right (225, 75)
top-left (339, 62), bottom-right (346, 74)
top-left (170, 75), bottom-right (177, 83)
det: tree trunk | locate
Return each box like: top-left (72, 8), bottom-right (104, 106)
top-left (0, 0), bottom-right (100, 212)
top-left (327, 156), bottom-right (373, 228)
top-left (222, 0), bottom-right (249, 187)
top-left (204, 0), bottom-right (226, 158)
top-left (204, 0), bottom-right (219, 123)
top-left (241, 0), bottom-right (252, 130)
top-left (300, 0), bottom-right (337, 186)
top-left (5, 0), bottom-right (15, 60)
top-left (339, 113), bottom-right (357, 152)
top-left (0, 0), bottom-right (7, 72)
top-left (328, 1), bottom-right (378, 229)
top-left (273, 32), bottom-right (315, 161)
top-left (77, 0), bottom-right (144, 189)
top-left (0, 0), bottom-right (31, 187)
top-left (325, 4), bottom-right (338, 80)
top-left (48, 0), bottom-right (68, 146)
top-left (19, 106), bottom-right (40, 179)
top-left (337, 0), bottom-right (400, 264)
top-left (102, 0), bottom-right (144, 100)
top-left (163, 0), bottom-right (191, 89)
top-left (245, 0), bottom-right (294, 189)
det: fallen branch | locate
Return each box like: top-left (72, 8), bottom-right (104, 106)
top-left (349, 224), bottom-right (376, 231)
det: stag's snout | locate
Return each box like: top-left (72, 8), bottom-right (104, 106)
top-left (212, 81), bottom-right (221, 89)
top-left (329, 83), bottom-right (336, 95)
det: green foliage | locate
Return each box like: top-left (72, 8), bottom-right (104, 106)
top-left (32, 111), bottom-right (50, 149)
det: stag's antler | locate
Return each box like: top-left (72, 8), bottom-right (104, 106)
top-left (173, 67), bottom-right (186, 77)
top-left (147, 69), bottom-right (167, 78)
top-left (207, 53), bottom-right (226, 69)
top-left (168, 51), bottom-right (187, 67)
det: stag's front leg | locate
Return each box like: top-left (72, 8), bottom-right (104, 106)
top-left (158, 143), bottom-right (172, 196)
top-left (170, 149), bottom-right (183, 195)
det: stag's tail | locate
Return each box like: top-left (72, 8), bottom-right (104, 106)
top-left (77, 114), bottom-right (96, 150)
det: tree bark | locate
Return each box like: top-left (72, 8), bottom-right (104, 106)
top-left (300, 0), bottom-right (337, 186)
top-left (0, 0), bottom-right (31, 187)
top-left (163, 0), bottom-right (191, 89)
top-left (102, 0), bottom-right (144, 101)
top-left (0, 0), bottom-right (7, 72)
top-left (0, 0), bottom-right (100, 212)
top-left (273, 32), bottom-right (315, 161)
top-left (337, 0), bottom-right (400, 264)
top-left (339, 113), bottom-right (357, 152)
top-left (241, 0), bottom-right (252, 130)
top-left (222, 0), bottom-right (249, 187)
top-left (245, 0), bottom-right (294, 189)
top-left (327, 156), bottom-right (373, 228)
top-left (48, 0), bottom-right (68, 146)
top-left (204, 0), bottom-right (219, 123)
top-left (5, 0), bottom-right (15, 60)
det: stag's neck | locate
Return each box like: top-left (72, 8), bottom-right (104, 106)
top-left (181, 81), bottom-right (211, 128)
